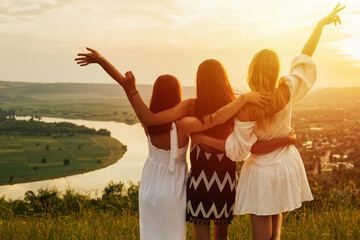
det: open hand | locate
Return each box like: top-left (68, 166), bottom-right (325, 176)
top-left (124, 71), bottom-right (138, 94)
top-left (243, 91), bottom-right (272, 108)
top-left (75, 47), bottom-right (103, 66)
top-left (318, 3), bottom-right (345, 27)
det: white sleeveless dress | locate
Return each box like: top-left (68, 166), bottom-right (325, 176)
top-left (225, 54), bottom-right (316, 215)
top-left (139, 122), bottom-right (188, 240)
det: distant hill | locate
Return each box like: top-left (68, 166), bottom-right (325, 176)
top-left (0, 81), bottom-right (196, 102)
top-left (297, 87), bottom-right (360, 108)
top-left (1, 81), bottom-right (359, 107)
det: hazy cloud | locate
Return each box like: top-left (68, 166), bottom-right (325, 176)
top-left (0, 0), bottom-right (75, 18)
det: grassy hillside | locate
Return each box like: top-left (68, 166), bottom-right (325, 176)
top-left (2, 81), bottom-right (360, 124)
top-left (0, 135), bottom-right (126, 186)
top-left (0, 81), bottom-right (195, 123)
top-left (297, 87), bottom-right (360, 108)
top-left (0, 81), bottom-right (196, 101)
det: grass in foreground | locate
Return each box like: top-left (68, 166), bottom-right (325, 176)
top-left (1, 170), bottom-right (359, 240)
top-left (1, 205), bottom-right (359, 240)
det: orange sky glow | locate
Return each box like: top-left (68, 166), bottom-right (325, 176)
top-left (0, 0), bottom-right (359, 90)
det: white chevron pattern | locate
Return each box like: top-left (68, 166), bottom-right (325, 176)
top-left (218, 153), bottom-right (224, 162)
top-left (189, 170), bottom-right (236, 192)
top-left (196, 146), bottom-right (201, 159)
top-left (192, 145), bottom-right (226, 162)
top-left (187, 201), bottom-right (234, 218)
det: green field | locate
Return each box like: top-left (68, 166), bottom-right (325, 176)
top-left (1, 99), bottom-right (139, 124)
top-left (0, 81), bottom-right (195, 125)
top-left (0, 135), bottom-right (126, 186)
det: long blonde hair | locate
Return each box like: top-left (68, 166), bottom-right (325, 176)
top-left (247, 49), bottom-right (287, 130)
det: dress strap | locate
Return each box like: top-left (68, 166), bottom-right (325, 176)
top-left (169, 122), bottom-right (178, 172)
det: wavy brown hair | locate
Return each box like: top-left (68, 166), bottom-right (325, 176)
top-left (147, 75), bottom-right (182, 135)
top-left (195, 59), bottom-right (235, 139)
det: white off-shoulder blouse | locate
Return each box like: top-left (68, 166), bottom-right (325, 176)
top-left (225, 54), bottom-right (316, 215)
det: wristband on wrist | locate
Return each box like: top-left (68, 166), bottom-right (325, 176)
top-left (130, 91), bottom-right (139, 98)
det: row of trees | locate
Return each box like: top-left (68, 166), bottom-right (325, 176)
top-left (1, 168), bottom-right (360, 217)
top-left (0, 108), bottom-right (15, 120)
top-left (0, 181), bottom-right (139, 216)
top-left (0, 118), bottom-right (110, 136)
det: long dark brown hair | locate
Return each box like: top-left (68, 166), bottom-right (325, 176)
top-left (195, 59), bottom-right (235, 139)
top-left (147, 74), bottom-right (182, 135)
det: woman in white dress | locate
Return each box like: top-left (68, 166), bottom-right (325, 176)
top-left (190, 4), bottom-right (345, 240)
top-left (135, 75), bottom-right (189, 240)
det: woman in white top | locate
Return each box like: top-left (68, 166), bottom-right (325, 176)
top-left (191, 4), bottom-right (345, 240)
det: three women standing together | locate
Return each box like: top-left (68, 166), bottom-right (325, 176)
top-left (75, 4), bottom-right (344, 240)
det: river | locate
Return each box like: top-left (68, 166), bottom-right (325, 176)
top-left (0, 117), bottom-right (149, 199)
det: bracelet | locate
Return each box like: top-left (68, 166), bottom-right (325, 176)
top-left (130, 91), bottom-right (139, 98)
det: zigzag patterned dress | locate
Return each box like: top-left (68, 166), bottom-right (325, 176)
top-left (186, 144), bottom-right (236, 224)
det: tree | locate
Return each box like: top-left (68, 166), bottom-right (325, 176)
top-left (7, 109), bottom-right (15, 119)
top-left (102, 181), bottom-right (125, 199)
top-left (45, 145), bottom-right (49, 150)
top-left (64, 159), bottom-right (70, 166)
top-left (96, 128), bottom-right (110, 136)
top-left (41, 158), bottom-right (46, 163)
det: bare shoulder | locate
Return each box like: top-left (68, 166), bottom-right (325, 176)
top-left (183, 98), bottom-right (196, 105)
top-left (235, 103), bottom-right (254, 121)
top-left (176, 122), bottom-right (190, 146)
top-left (184, 98), bottom-right (196, 115)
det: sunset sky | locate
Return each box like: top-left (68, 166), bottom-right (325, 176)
top-left (0, 0), bottom-right (359, 90)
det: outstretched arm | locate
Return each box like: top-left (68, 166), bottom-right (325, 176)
top-left (124, 71), bottom-right (271, 129)
top-left (301, 3), bottom-right (345, 57)
top-left (75, 47), bottom-right (125, 86)
top-left (74, 48), bottom-right (193, 126)
top-left (190, 131), bottom-right (297, 153)
top-left (175, 93), bottom-right (270, 133)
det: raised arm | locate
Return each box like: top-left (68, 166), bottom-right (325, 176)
top-left (191, 131), bottom-right (297, 153)
top-left (75, 47), bottom-right (125, 86)
top-left (301, 3), bottom-right (345, 57)
top-left (75, 49), bottom-right (193, 126)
